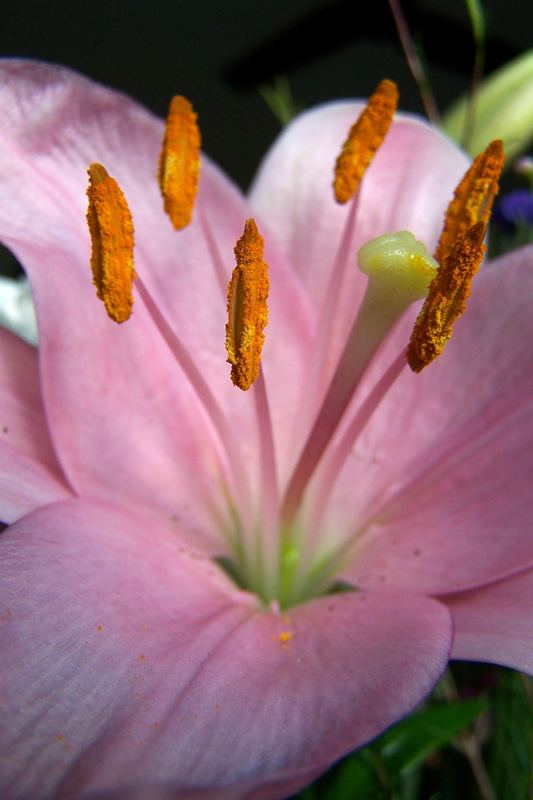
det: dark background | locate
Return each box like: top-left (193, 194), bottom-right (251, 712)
top-left (1, 0), bottom-right (532, 189)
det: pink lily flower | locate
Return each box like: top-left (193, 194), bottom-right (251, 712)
top-left (0, 60), bottom-right (532, 800)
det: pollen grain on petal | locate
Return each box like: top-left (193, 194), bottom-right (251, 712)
top-left (407, 222), bottom-right (486, 372)
top-left (225, 219), bottom-right (269, 391)
top-left (159, 95), bottom-right (201, 230)
top-left (434, 139), bottom-right (504, 265)
top-left (333, 79), bottom-right (399, 204)
top-left (86, 163), bottom-right (135, 324)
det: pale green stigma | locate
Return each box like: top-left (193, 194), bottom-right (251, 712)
top-left (357, 230), bottom-right (438, 309)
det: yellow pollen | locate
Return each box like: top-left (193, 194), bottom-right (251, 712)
top-left (278, 630), bottom-right (293, 646)
top-left (333, 79), bottom-right (399, 204)
top-left (407, 222), bottom-right (486, 372)
top-left (86, 163), bottom-right (135, 324)
top-left (434, 139), bottom-right (504, 265)
top-left (225, 218), bottom-right (269, 391)
top-left (158, 95), bottom-right (201, 230)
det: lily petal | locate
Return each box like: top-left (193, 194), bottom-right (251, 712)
top-left (0, 325), bottom-right (71, 521)
top-left (442, 567), bottom-right (533, 674)
top-left (0, 500), bottom-right (452, 800)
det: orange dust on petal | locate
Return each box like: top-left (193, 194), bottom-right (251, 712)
top-left (158, 95), bottom-right (201, 230)
top-left (333, 79), bottom-right (399, 204)
top-left (225, 219), bottom-right (269, 391)
top-left (434, 139), bottom-right (504, 265)
top-left (86, 163), bottom-right (135, 324)
top-left (407, 222), bottom-right (487, 372)
top-left (278, 630), bottom-right (293, 646)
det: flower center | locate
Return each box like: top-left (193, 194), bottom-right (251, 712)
top-left (85, 82), bottom-right (504, 609)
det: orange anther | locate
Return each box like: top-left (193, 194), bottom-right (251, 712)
top-left (434, 140), bottom-right (504, 265)
top-left (158, 95), bottom-right (201, 230)
top-left (225, 219), bottom-right (269, 391)
top-left (86, 163), bottom-right (135, 323)
top-left (407, 222), bottom-right (486, 372)
top-left (333, 79), bottom-right (399, 204)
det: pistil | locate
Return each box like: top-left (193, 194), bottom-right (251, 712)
top-left (282, 232), bottom-right (438, 522)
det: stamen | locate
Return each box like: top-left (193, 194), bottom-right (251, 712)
top-left (158, 95), bottom-right (201, 230)
top-left (226, 219), bottom-right (269, 391)
top-left (297, 83), bottom-right (398, 444)
top-left (407, 221), bottom-right (487, 372)
top-left (333, 79), bottom-right (399, 204)
top-left (86, 163), bottom-right (135, 324)
top-left (434, 139), bottom-right (504, 264)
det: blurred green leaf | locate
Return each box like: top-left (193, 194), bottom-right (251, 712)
top-left (293, 748), bottom-right (386, 800)
top-left (292, 699), bottom-right (487, 799)
top-left (465, 0), bottom-right (486, 46)
top-left (258, 77), bottom-right (301, 127)
top-left (443, 49), bottom-right (533, 160)
top-left (295, 788), bottom-right (317, 800)
top-left (318, 749), bottom-right (387, 800)
top-left (486, 671), bottom-right (533, 800)
top-left (379, 700), bottom-right (487, 777)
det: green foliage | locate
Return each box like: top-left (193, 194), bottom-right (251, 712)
top-left (486, 671), bottom-right (533, 800)
top-left (464, 0), bottom-right (486, 47)
top-left (443, 49), bottom-right (533, 160)
top-left (258, 77), bottom-right (301, 128)
top-left (379, 699), bottom-right (487, 779)
top-left (292, 694), bottom-right (487, 799)
top-left (292, 666), bottom-right (533, 800)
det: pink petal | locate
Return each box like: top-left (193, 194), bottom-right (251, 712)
top-left (336, 244), bottom-right (533, 595)
top-left (0, 59), bottom-right (312, 493)
top-left (442, 567), bottom-right (533, 674)
top-left (0, 500), bottom-right (452, 799)
top-left (0, 326), bottom-right (71, 521)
